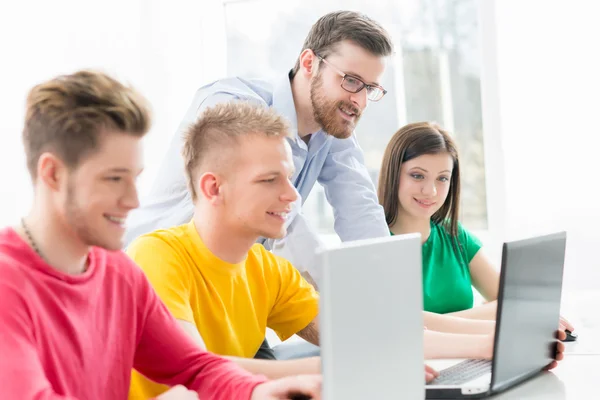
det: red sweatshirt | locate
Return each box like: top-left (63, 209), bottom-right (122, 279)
top-left (0, 228), bottom-right (267, 399)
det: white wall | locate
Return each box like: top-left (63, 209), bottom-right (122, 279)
top-left (0, 0), bottom-right (211, 226)
top-left (492, 0), bottom-right (600, 290)
top-left (0, 0), bottom-right (140, 225)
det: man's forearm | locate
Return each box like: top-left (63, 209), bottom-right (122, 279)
top-left (301, 271), bottom-right (319, 291)
top-left (225, 356), bottom-right (320, 379)
top-left (423, 311), bottom-right (495, 334)
top-left (296, 320), bottom-right (320, 346)
top-left (176, 319), bottom-right (320, 380)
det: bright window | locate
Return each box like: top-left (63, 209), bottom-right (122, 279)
top-left (223, 0), bottom-right (488, 234)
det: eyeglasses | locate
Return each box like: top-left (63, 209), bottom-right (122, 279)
top-left (315, 53), bottom-right (387, 102)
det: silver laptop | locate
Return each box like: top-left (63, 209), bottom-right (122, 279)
top-left (317, 233), bottom-right (424, 400)
top-left (426, 232), bottom-right (567, 399)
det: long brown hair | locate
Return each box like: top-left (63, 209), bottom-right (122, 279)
top-left (378, 122), bottom-right (461, 238)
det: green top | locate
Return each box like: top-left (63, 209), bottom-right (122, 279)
top-left (392, 221), bottom-right (482, 314)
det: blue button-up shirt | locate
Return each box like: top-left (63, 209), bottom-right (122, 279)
top-left (124, 73), bottom-right (389, 281)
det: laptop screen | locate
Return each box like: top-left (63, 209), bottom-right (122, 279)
top-left (491, 232), bottom-right (567, 390)
top-left (318, 234), bottom-right (424, 399)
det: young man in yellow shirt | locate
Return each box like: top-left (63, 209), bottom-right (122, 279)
top-left (127, 102), bottom-right (324, 399)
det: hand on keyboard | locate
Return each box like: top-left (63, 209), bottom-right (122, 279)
top-left (425, 364), bottom-right (439, 383)
top-left (428, 360), bottom-right (492, 386)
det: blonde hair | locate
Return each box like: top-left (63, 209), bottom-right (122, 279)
top-left (23, 70), bottom-right (151, 179)
top-left (182, 101), bottom-right (291, 200)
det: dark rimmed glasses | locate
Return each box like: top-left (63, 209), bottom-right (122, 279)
top-left (315, 53), bottom-right (387, 102)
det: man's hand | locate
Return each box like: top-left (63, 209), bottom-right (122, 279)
top-left (156, 385), bottom-right (198, 399)
top-left (545, 330), bottom-right (566, 371)
top-left (251, 375), bottom-right (322, 400)
top-left (425, 364), bottom-right (439, 383)
top-left (559, 315), bottom-right (574, 332)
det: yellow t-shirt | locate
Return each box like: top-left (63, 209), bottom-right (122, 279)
top-left (127, 220), bottom-right (320, 399)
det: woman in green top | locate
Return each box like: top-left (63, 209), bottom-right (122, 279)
top-left (378, 122), bottom-right (574, 332)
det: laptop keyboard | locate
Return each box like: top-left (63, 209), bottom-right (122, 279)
top-left (429, 359), bottom-right (492, 385)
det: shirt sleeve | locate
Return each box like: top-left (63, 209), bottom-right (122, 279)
top-left (264, 252), bottom-right (320, 341)
top-left (457, 222), bottom-right (483, 262)
top-left (0, 269), bottom-right (79, 400)
top-left (131, 260), bottom-right (267, 400)
top-left (317, 133), bottom-right (389, 242)
top-left (127, 235), bottom-right (195, 323)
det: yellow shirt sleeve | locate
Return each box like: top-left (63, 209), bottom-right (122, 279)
top-left (127, 235), bottom-right (195, 323)
top-left (264, 251), bottom-right (320, 341)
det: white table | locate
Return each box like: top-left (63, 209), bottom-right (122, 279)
top-left (561, 290), bottom-right (600, 355)
top-left (489, 355), bottom-right (598, 399)
top-left (427, 355), bottom-right (600, 399)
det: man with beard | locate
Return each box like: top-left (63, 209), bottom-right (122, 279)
top-left (124, 10), bottom-right (394, 360)
top-left (0, 70), bottom-right (322, 400)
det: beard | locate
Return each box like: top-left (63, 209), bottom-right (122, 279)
top-left (64, 179), bottom-right (121, 251)
top-left (310, 72), bottom-right (362, 139)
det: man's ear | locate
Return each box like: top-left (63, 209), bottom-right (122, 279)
top-left (197, 172), bottom-right (222, 204)
top-left (37, 153), bottom-right (66, 192)
top-left (299, 49), bottom-right (318, 78)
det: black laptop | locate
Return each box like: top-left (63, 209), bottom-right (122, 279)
top-left (426, 232), bottom-right (567, 399)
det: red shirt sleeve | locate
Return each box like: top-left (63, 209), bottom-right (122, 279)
top-left (131, 260), bottom-right (267, 400)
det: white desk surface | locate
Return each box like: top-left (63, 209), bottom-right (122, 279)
top-left (427, 355), bottom-right (599, 399)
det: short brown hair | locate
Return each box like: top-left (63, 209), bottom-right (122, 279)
top-left (23, 70), bottom-right (151, 180)
top-left (378, 122), bottom-right (461, 238)
top-left (182, 101), bottom-right (291, 200)
top-left (291, 11), bottom-right (393, 77)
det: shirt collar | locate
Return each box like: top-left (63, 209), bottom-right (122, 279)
top-left (272, 70), bottom-right (300, 140)
top-left (185, 220), bottom-right (246, 276)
